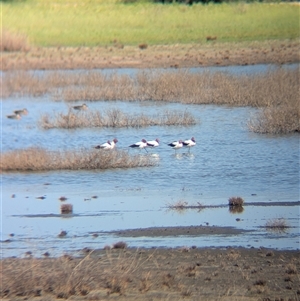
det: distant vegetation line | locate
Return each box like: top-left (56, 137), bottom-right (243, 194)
top-left (1, 1), bottom-right (298, 47)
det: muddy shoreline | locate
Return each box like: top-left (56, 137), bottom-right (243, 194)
top-left (1, 247), bottom-right (299, 300)
top-left (104, 225), bottom-right (251, 237)
top-left (1, 39), bottom-right (299, 71)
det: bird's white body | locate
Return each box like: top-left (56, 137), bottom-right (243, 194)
top-left (183, 137), bottom-right (196, 149)
top-left (95, 138), bottom-right (118, 150)
top-left (168, 140), bottom-right (183, 151)
top-left (146, 138), bottom-right (160, 148)
top-left (129, 139), bottom-right (148, 151)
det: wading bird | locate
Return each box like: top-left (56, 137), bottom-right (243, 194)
top-left (146, 138), bottom-right (160, 148)
top-left (95, 138), bottom-right (118, 150)
top-left (182, 137), bottom-right (196, 152)
top-left (168, 140), bottom-right (183, 153)
top-left (13, 108), bottom-right (28, 115)
top-left (6, 113), bottom-right (21, 120)
top-left (72, 103), bottom-right (88, 110)
top-left (129, 139), bottom-right (148, 152)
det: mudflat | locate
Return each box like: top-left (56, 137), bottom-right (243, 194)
top-left (1, 39), bottom-right (299, 70)
top-left (1, 247), bottom-right (299, 300)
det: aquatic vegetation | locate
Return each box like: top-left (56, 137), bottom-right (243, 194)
top-left (265, 218), bottom-right (289, 232)
top-left (228, 197), bottom-right (244, 207)
top-left (248, 104), bottom-right (300, 134)
top-left (0, 147), bottom-right (156, 171)
top-left (39, 108), bottom-right (196, 129)
top-left (167, 200), bottom-right (189, 211)
top-left (60, 204), bottom-right (73, 214)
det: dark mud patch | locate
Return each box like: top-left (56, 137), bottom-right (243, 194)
top-left (104, 225), bottom-right (252, 237)
top-left (167, 201), bottom-right (300, 210)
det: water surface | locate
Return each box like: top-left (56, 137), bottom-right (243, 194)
top-left (1, 65), bottom-right (299, 258)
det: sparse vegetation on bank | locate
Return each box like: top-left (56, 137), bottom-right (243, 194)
top-left (0, 147), bottom-right (156, 172)
top-left (0, 29), bottom-right (30, 52)
top-left (39, 108), bottom-right (196, 129)
top-left (1, 248), bottom-right (299, 300)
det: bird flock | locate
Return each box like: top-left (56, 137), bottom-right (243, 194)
top-left (94, 137), bottom-right (196, 153)
top-left (6, 108), bottom-right (28, 120)
top-left (6, 106), bottom-right (196, 153)
top-left (6, 104), bottom-right (87, 120)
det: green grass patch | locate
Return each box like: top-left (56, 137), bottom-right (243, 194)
top-left (1, 1), bottom-right (299, 47)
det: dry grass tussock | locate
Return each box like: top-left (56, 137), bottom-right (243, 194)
top-left (1, 249), bottom-right (149, 299)
top-left (0, 29), bottom-right (30, 52)
top-left (228, 197), bottom-right (244, 207)
top-left (248, 103), bottom-right (299, 134)
top-left (2, 69), bottom-right (298, 133)
top-left (0, 147), bottom-right (156, 172)
top-left (39, 108), bottom-right (196, 129)
top-left (1, 248), bottom-right (299, 300)
top-left (265, 218), bottom-right (290, 232)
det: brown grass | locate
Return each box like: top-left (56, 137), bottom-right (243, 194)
top-left (1, 248), bottom-right (299, 300)
top-left (228, 197), bottom-right (245, 207)
top-left (248, 104), bottom-right (300, 134)
top-left (167, 200), bottom-right (189, 212)
top-left (0, 29), bottom-right (30, 52)
top-left (2, 68), bottom-right (299, 134)
top-left (0, 147), bottom-right (156, 172)
top-left (3, 68), bottom-right (297, 107)
top-left (39, 108), bottom-right (196, 129)
top-left (112, 241), bottom-right (128, 249)
top-left (265, 218), bottom-right (289, 232)
top-left (60, 204), bottom-right (73, 214)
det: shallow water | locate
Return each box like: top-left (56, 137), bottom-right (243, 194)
top-left (1, 65), bottom-right (299, 258)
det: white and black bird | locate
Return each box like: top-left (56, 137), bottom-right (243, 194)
top-left (129, 139), bottom-right (148, 152)
top-left (146, 138), bottom-right (160, 148)
top-left (168, 140), bottom-right (183, 153)
top-left (182, 137), bottom-right (196, 152)
top-left (95, 138), bottom-right (118, 150)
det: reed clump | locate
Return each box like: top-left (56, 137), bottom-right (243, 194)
top-left (167, 200), bottom-right (189, 212)
top-left (60, 204), bottom-right (73, 214)
top-left (228, 197), bottom-right (244, 207)
top-left (3, 69), bottom-right (297, 106)
top-left (0, 147), bottom-right (156, 172)
top-left (2, 69), bottom-right (298, 134)
top-left (248, 104), bottom-right (299, 134)
top-left (265, 218), bottom-right (289, 231)
top-left (39, 108), bottom-right (196, 129)
top-left (0, 29), bottom-right (30, 52)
